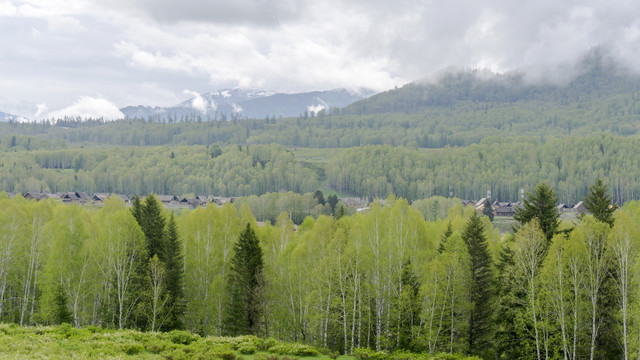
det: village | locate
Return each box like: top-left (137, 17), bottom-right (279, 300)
top-left (0, 191), bottom-right (590, 218)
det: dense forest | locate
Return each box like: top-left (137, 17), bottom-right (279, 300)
top-left (1, 135), bottom-right (640, 203)
top-left (0, 181), bottom-right (633, 359)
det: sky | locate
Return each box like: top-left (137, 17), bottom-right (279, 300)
top-left (2, 0), bottom-right (640, 120)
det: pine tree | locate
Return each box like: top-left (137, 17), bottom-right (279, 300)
top-left (53, 284), bottom-right (72, 325)
top-left (438, 221), bottom-right (453, 254)
top-left (314, 190), bottom-right (326, 206)
top-left (513, 182), bottom-right (560, 243)
top-left (584, 178), bottom-right (618, 227)
top-left (224, 223), bottom-right (265, 336)
top-left (327, 195), bottom-right (339, 214)
top-left (482, 199), bottom-right (494, 221)
top-left (162, 213), bottom-right (184, 331)
top-left (140, 194), bottom-right (166, 260)
top-left (462, 211), bottom-right (494, 357)
top-left (131, 195), bottom-right (143, 225)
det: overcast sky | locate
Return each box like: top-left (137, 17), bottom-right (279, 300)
top-left (2, 0), bottom-right (640, 119)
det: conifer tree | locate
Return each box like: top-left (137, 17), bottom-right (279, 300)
top-left (131, 195), bottom-right (143, 225)
top-left (224, 223), bottom-right (265, 336)
top-left (162, 213), bottom-right (184, 330)
top-left (140, 194), bottom-right (166, 260)
top-left (53, 284), bottom-right (72, 325)
top-left (513, 182), bottom-right (560, 243)
top-left (462, 211), bottom-right (494, 357)
top-left (584, 178), bottom-right (618, 227)
top-left (482, 199), bottom-right (494, 221)
top-left (438, 221), bottom-right (453, 254)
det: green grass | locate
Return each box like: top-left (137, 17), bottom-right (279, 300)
top-left (0, 324), bottom-right (480, 360)
top-left (0, 324), bottom-right (334, 360)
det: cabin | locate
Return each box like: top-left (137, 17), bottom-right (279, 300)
top-left (40, 193), bottom-right (60, 201)
top-left (195, 195), bottom-right (211, 203)
top-left (573, 201), bottom-right (589, 215)
top-left (23, 192), bottom-right (44, 200)
top-left (339, 197), bottom-right (366, 208)
top-left (213, 197), bottom-right (234, 206)
top-left (92, 193), bottom-right (110, 204)
top-left (495, 202), bottom-right (516, 217)
top-left (157, 195), bottom-right (179, 205)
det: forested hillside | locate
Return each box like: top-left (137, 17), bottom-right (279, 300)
top-left (4, 56), bottom-right (640, 150)
top-left (0, 144), bottom-right (318, 196)
top-left (1, 134), bottom-right (639, 203)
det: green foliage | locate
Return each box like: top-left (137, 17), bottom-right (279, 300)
top-left (269, 344), bottom-right (319, 356)
top-left (224, 223), bottom-right (265, 336)
top-left (163, 212), bottom-right (185, 331)
top-left (462, 212), bottom-right (494, 356)
top-left (513, 182), bottom-right (560, 243)
top-left (139, 194), bottom-right (166, 260)
top-left (239, 343), bottom-right (257, 354)
top-left (353, 348), bottom-right (389, 360)
top-left (53, 284), bottom-right (72, 325)
top-left (168, 330), bottom-right (196, 345)
top-left (122, 343), bottom-right (144, 355)
top-left (584, 178), bottom-right (618, 227)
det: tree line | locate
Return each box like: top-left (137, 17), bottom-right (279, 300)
top-left (5, 135), bottom-right (640, 204)
top-left (0, 179), bottom-right (634, 359)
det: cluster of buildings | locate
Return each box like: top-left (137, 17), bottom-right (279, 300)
top-left (1, 191), bottom-right (238, 209)
top-left (463, 198), bottom-right (589, 217)
top-left (2, 191), bottom-right (590, 219)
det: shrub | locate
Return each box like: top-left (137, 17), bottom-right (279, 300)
top-left (269, 344), bottom-right (318, 356)
top-left (122, 343), bottom-right (144, 355)
top-left (219, 351), bottom-right (237, 360)
top-left (353, 348), bottom-right (388, 360)
top-left (239, 344), bottom-right (257, 354)
top-left (329, 351), bottom-right (340, 360)
top-left (145, 340), bottom-right (167, 354)
top-left (257, 337), bottom-right (279, 351)
top-left (168, 330), bottom-right (196, 345)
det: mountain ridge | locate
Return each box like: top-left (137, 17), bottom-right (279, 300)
top-left (121, 87), bottom-right (376, 121)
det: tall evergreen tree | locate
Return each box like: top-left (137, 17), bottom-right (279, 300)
top-left (162, 213), bottom-right (184, 331)
top-left (53, 284), bottom-right (72, 325)
top-left (224, 223), bottom-right (265, 336)
top-left (131, 195), bottom-right (143, 225)
top-left (140, 194), bottom-right (166, 260)
top-left (462, 211), bottom-right (494, 357)
top-left (438, 221), bottom-right (453, 254)
top-left (584, 178), bottom-right (618, 227)
top-left (482, 199), bottom-right (494, 221)
top-left (513, 182), bottom-right (560, 243)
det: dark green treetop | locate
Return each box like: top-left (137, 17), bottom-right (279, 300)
top-left (584, 178), bottom-right (618, 227)
top-left (513, 182), bottom-right (560, 243)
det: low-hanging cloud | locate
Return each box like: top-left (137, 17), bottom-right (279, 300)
top-left (182, 89), bottom-right (214, 113)
top-left (45, 96), bottom-right (125, 121)
top-left (4, 0), bottom-right (640, 117)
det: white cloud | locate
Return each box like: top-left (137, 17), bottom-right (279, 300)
top-left (45, 96), bottom-right (124, 121)
top-left (34, 103), bottom-right (48, 118)
top-left (5, 0), bottom-right (640, 116)
top-left (182, 89), bottom-right (213, 113)
top-left (307, 104), bottom-right (325, 114)
top-left (0, 1), bottom-right (17, 16)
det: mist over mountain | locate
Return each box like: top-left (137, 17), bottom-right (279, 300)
top-left (121, 88), bottom-right (375, 121)
top-left (0, 111), bottom-right (26, 123)
top-left (345, 49), bottom-right (640, 115)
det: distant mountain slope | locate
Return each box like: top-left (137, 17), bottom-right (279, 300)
top-left (0, 111), bottom-right (27, 122)
top-left (344, 51), bottom-right (640, 115)
top-left (121, 88), bottom-right (375, 121)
